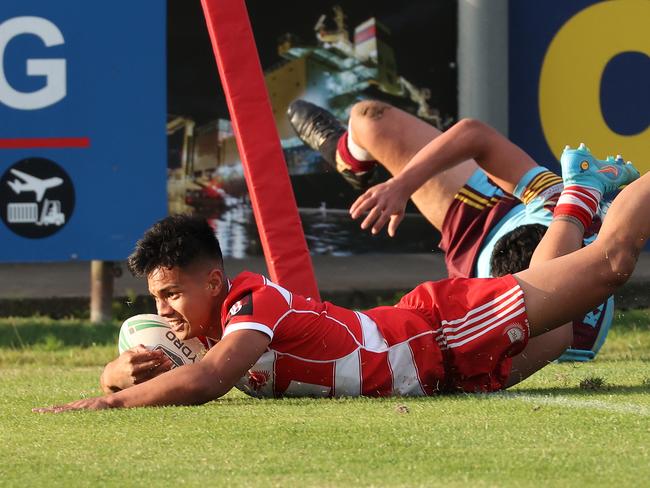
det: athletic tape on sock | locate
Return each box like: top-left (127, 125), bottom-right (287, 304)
top-left (554, 185), bottom-right (601, 231)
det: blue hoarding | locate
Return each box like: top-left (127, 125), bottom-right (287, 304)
top-left (509, 0), bottom-right (649, 175)
top-left (0, 1), bottom-right (166, 262)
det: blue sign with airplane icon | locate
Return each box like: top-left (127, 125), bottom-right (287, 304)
top-left (0, 1), bottom-right (166, 261)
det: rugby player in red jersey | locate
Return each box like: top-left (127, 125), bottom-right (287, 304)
top-left (35, 152), bottom-right (645, 412)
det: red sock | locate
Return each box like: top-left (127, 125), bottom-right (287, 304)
top-left (335, 131), bottom-right (377, 174)
top-left (553, 185), bottom-right (601, 231)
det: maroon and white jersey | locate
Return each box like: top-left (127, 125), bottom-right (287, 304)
top-left (219, 272), bottom-right (529, 398)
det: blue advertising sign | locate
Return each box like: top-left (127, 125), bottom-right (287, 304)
top-left (0, 1), bottom-right (166, 262)
top-left (509, 0), bottom-right (649, 175)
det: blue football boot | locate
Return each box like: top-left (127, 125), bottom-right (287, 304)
top-left (560, 144), bottom-right (640, 194)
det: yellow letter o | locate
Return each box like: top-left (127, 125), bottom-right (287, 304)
top-left (539, 0), bottom-right (650, 174)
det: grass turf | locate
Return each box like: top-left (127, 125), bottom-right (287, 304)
top-left (0, 310), bottom-right (649, 487)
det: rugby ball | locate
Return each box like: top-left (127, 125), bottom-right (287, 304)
top-left (118, 314), bottom-right (206, 368)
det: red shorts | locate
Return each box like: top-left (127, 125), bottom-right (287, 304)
top-left (396, 274), bottom-right (529, 392)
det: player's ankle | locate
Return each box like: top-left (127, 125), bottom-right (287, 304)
top-left (553, 185), bottom-right (601, 232)
top-left (336, 131), bottom-right (377, 174)
top-left (346, 126), bottom-right (374, 162)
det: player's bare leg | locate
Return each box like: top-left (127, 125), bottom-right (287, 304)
top-left (348, 100), bottom-right (478, 230)
top-left (507, 152), bottom-right (588, 383)
top-left (507, 150), bottom-right (643, 386)
top-left (517, 176), bottom-right (647, 332)
top-left (288, 99), bottom-right (478, 231)
top-left (506, 216), bottom-right (581, 385)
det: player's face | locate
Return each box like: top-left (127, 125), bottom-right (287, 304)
top-left (147, 265), bottom-right (224, 341)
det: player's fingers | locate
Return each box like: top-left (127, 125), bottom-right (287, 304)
top-left (387, 212), bottom-right (405, 237)
top-left (149, 360), bottom-right (174, 379)
top-left (360, 205), bottom-right (383, 230)
top-left (350, 199), bottom-right (371, 220)
top-left (131, 356), bottom-right (171, 376)
top-left (129, 346), bottom-right (165, 364)
top-left (350, 191), bottom-right (376, 218)
top-left (371, 211), bottom-right (392, 235)
top-left (129, 345), bottom-right (162, 360)
top-left (349, 196), bottom-right (364, 218)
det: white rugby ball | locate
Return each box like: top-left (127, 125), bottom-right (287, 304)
top-left (118, 314), bottom-right (206, 368)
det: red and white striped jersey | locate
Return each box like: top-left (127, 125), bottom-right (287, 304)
top-left (220, 272), bottom-right (528, 398)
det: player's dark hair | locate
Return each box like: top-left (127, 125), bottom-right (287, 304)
top-left (127, 214), bottom-right (223, 277)
top-left (489, 224), bottom-right (547, 277)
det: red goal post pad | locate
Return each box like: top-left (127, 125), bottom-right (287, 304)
top-left (200, 0), bottom-right (320, 299)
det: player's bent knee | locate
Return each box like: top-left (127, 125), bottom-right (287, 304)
top-left (612, 257), bottom-right (636, 286)
top-left (350, 100), bottom-right (393, 133)
top-left (602, 243), bottom-right (639, 288)
top-left (349, 100), bottom-right (395, 146)
top-left (350, 100), bottom-right (392, 121)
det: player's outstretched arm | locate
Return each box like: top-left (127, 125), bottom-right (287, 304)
top-left (350, 118), bottom-right (538, 236)
top-left (34, 330), bottom-right (270, 412)
top-left (392, 118), bottom-right (538, 195)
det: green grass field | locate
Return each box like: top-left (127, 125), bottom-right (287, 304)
top-left (1, 310), bottom-right (649, 487)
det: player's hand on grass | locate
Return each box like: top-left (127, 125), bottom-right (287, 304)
top-left (350, 178), bottom-right (410, 237)
top-left (100, 345), bottom-right (172, 393)
top-left (33, 396), bottom-right (111, 414)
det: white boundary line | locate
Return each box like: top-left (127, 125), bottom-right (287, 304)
top-left (495, 393), bottom-right (650, 416)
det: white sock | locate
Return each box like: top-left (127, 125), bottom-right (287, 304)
top-left (347, 121), bottom-right (375, 161)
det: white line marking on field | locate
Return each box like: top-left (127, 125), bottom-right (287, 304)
top-left (496, 393), bottom-right (650, 416)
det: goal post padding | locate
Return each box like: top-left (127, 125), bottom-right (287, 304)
top-left (200, 0), bottom-right (320, 299)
